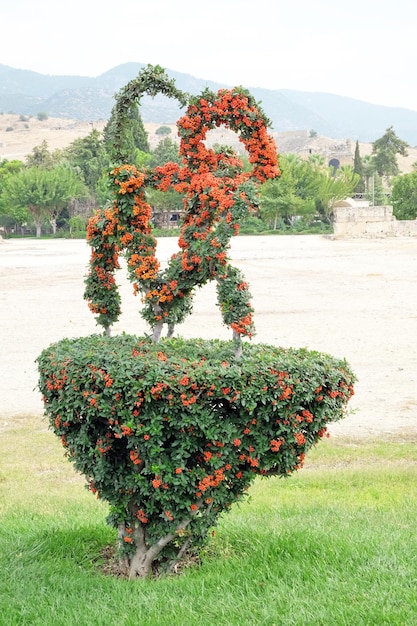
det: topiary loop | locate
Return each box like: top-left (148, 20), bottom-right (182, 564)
top-left (84, 66), bottom-right (280, 345)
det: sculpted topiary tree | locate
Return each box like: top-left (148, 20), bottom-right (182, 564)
top-left (37, 66), bottom-right (356, 579)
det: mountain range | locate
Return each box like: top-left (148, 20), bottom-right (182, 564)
top-left (1, 62), bottom-right (417, 145)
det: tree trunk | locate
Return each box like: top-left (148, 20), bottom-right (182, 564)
top-left (233, 330), bottom-right (242, 358)
top-left (118, 516), bottom-right (194, 578)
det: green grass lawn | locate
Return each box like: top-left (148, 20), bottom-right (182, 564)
top-left (1, 415), bottom-right (416, 626)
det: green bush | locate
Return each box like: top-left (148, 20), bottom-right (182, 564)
top-left (37, 333), bottom-right (355, 578)
top-left (68, 214), bottom-right (87, 238)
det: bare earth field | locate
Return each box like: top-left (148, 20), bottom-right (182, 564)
top-left (1, 235), bottom-right (416, 440)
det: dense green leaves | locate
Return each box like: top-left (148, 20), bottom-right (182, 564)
top-left (372, 126), bottom-right (408, 180)
top-left (107, 64), bottom-right (188, 164)
top-left (62, 128), bottom-right (110, 192)
top-left (0, 165), bottom-right (89, 236)
top-left (259, 154), bottom-right (359, 226)
top-left (37, 334), bottom-right (355, 576)
top-left (104, 103), bottom-right (150, 165)
top-left (391, 170), bottom-right (417, 219)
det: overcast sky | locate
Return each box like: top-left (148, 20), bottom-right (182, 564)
top-left (2, 0), bottom-right (416, 111)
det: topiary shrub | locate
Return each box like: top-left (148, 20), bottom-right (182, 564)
top-left (37, 65), bottom-right (356, 578)
top-left (38, 334), bottom-right (354, 578)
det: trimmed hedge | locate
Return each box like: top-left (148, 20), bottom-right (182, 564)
top-left (37, 334), bottom-right (355, 577)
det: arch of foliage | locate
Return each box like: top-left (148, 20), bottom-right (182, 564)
top-left (37, 65), bottom-right (356, 579)
top-left (83, 65), bottom-right (278, 348)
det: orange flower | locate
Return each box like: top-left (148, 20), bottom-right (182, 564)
top-left (137, 509), bottom-right (148, 524)
top-left (270, 439), bottom-right (283, 452)
top-left (295, 433), bottom-right (306, 446)
top-left (129, 450), bottom-right (142, 465)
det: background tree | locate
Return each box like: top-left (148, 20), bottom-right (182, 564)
top-left (45, 165), bottom-right (90, 233)
top-left (148, 136), bottom-right (182, 168)
top-left (155, 125), bottom-right (172, 136)
top-left (147, 137), bottom-right (183, 227)
top-left (313, 165), bottom-right (360, 223)
top-left (365, 171), bottom-right (387, 206)
top-left (0, 159), bottom-right (24, 185)
top-left (391, 171), bottom-right (417, 219)
top-left (0, 159), bottom-right (26, 232)
top-left (361, 154), bottom-right (377, 195)
top-left (259, 154), bottom-right (359, 228)
top-left (372, 126), bottom-right (408, 182)
top-left (0, 166), bottom-right (88, 237)
top-left (353, 140), bottom-right (365, 193)
top-left (62, 129), bottom-right (110, 194)
top-left (26, 140), bottom-right (61, 169)
top-left (104, 103), bottom-right (150, 164)
top-left (259, 154), bottom-right (315, 228)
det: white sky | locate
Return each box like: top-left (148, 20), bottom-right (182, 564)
top-left (2, 0), bottom-right (417, 111)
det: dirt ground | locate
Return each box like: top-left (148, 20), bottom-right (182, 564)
top-left (2, 113), bottom-right (417, 173)
top-left (1, 234), bottom-right (416, 439)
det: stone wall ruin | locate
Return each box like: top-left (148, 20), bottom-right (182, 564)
top-left (333, 199), bottom-right (417, 238)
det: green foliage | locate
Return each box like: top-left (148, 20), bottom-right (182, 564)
top-left (104, 64), bottom-right (187, 164)
top-left (0, 165), bottom-right (89, 236)
top-left (365, 171), bottom-right (387, 206)
top-left (155, 125), bottom-right (172, 136)
top-left (104, 103), bottom-right (150, 165)
top-left (147, 187), bottom-right (183, 216)
top-left (37, 111), bottom-right (48, 121)
top-left (37, 333), bottom-right (355, 577)
top-left (148, 136), bottom-right (181, 167)
top-left (0, 158), bottom-right (24, 188)
top-left (260, 154), bottom-right (315, 227)
top-left (260, 154), bottom-right (359, 226)
top-left (372, 126), bottom-right (408, 180)
top-left (62, 129), bottom-right (110, 193)
top-left (69, 214), bottom-right (88, 237)
top-left (353, 140), bottom-right (365, 193)
top-left (25, 140), bottom-right (60, 169)
top-left (313, 164), bottom-right (360, 222)
top-left (391, 171), bottom-right (417, 219)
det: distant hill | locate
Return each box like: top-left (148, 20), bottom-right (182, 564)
top-left (1, 62), bottom-right (417, 145)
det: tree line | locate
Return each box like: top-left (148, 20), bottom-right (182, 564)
top-left (0, 105), bottom-right (415, 238)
